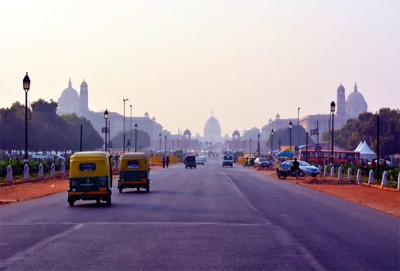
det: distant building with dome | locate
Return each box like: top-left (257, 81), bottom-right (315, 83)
top-left (57, 79), bottom-right (88, 116)
top-left (262, 83), bottom-right (369, 148)
top-left (56, 79), bottom-right (164, 146)
top-left (203, 114), bottom-right (222, 143)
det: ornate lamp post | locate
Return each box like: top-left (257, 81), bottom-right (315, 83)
top-left (330, 101), bottom-right (336, 164)
top-left (257, 134), bottom-right (260, 157)
top-left (164, 135), bottom-right (167, 156)
top-left (23, 72), bottom-right (30, 166)
top-left (289, 120), bottom-right (293, 150)
top-left (122, 98), bottom-right (129, 153)
top-left (104, 109), bottom-right (108, 151)
top-left (298, 107), bottom-right (300, 154)
top-left (134, 123), bottom-right (138, 152)
top-left (271, 129), bottom-right (274, 157)
top-left (129, 105), bottom-right (132, 151)
top-left (159, 133), bottom-right (161, 153)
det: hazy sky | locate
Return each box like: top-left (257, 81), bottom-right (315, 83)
top-left (1, 0), bottom-right (399, 136)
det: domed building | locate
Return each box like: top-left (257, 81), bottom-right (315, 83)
top-left (203, 114), bottom-right (221, 143)
top-left (346, 83), bottom-right (368, 119)
top-left (57, 79), bottom-right (88, 116)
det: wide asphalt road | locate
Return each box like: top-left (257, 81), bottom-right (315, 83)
top-left (0, 157), bottom-right (399, 270)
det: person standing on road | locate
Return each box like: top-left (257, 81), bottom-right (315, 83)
top-left (162, 155), bottom-right (166, 168)
top-left (292, 157), bottom-right (300, 180)
top-left (166, 156), bottom-right (170, 168)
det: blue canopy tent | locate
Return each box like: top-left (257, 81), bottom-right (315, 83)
top-left (276, 148), bottom-right (294, 158)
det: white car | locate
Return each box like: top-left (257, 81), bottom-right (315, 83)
top-left (195, 156), bottom-right (205, 165)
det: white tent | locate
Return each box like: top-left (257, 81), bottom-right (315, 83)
top-left (354, 141), bottom-right (363, 152)
top-left (355, 141), bottom-right (376, 160)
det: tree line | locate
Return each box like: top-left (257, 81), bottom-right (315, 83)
top-left (322, 108), bottom-right (400, 158)
top-left (0, 99), bottom-right (103, 153)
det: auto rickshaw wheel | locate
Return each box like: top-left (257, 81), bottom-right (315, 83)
top-left (137, 187), bottom-right (140, 192)
top-left (106, 197), bottom-right (111, 206)
top-left (119, 187), bottom-right (123, 193)
top-left (68, 199), bottom-right (74, 207)
top-left (146, 186), bottom-right (150, 193)
top-left (96, 198), bottom-right (100, 204)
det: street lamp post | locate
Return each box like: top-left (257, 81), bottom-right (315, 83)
top-left (159, 133), bottom-right (161, 153)
top-left (172, 139), bottom-right (175, 152)
top-left (104, 109), bottom-right (108, 151)
top-left (298, 107), bottom-right (300, 154)
top-left (23, 72), bottom-right (30, 166)
top-left (250, 138), bottom-right (252, 156)
top-left (271, 129), bottom-right (274, 157)
top-left (123, 98), bottom-right (129, 153)
top-left (129, 105), bottom-right (132, 151)
top-left (289, 121), bottom-right (293, 150)
top-left (134, 123), bottom-right (138, 152)
top-left (257, 134), bottom-right (260, 157)
top-left (330, 101), bottom-right (336, 164)
top-left (164, 135), bottom-right (167, 156)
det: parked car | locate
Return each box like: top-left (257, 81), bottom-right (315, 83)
top-left (280, 160), bottom-right (320, 177)
top-left (195, 156), bottom-right (205, 165)
top-left (254, 157), bottom-right (270, 169)
top-left (222, 155), bottom-right (234, 167)
top-left (199, 155), bottom-right (207, 162)
top-left (32, 152), bottom-right (52, 160)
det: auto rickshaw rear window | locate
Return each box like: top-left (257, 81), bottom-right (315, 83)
top-left (127, 161), bottom-right (140, 169)
top-left (79, 163), bottom-right (96, 172)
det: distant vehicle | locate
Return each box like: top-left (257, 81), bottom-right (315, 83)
top-left (199, 155), bottom-right (207, 162)
top-left (32, 152), bottom-right (52, 160)
top-left (222, 155), bottom-right (234, 167)
top-left (280, 160), bottom-right (320, 177)
top-left (184, 155), bottom-right (196, 169)
top-left (254, 157), bottom-right (270, 169)
top-left (195, 156), bottom-right (205, 165)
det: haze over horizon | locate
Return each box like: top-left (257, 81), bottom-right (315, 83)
top-left (1, 0), bottom-right (399, 136)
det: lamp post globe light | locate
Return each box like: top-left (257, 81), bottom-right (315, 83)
top-left (23, 72), bottom-right (30, 166)
top-left (330, 101), bottom-right (336, 164)
top-left (122, 98), bottom-right (129, 153)
top-left (289, 120), bottom-right (293, 150)
top-left (104, 109), bottom-right (108, 151)
top-left (134, 123), bottom-right (138, 152)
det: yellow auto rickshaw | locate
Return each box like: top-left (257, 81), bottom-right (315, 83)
top-left (67, 151), bottom-right (113, 207)
top-left (118, 152), bottom-right (150, 193)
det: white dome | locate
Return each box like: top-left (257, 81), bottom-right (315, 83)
top-left (346, 83), bottom-right (368, 119)
top-left (204, 116), bottom-right (221, 143)
top-left (57, 79), bottom-right (80, 115)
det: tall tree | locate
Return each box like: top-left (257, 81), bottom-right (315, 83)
top-left (322, 108), bottom-right (400, 157)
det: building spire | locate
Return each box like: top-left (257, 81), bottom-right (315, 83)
top-left (68, 78), bottom-right (72, 88)
top-left (354, 82), bottom-right (358, 92)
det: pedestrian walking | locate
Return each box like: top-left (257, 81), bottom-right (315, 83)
top-left (166, 156), bottom-right (170, 168)
top-left (162, 155), bottom-right (166, 168)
